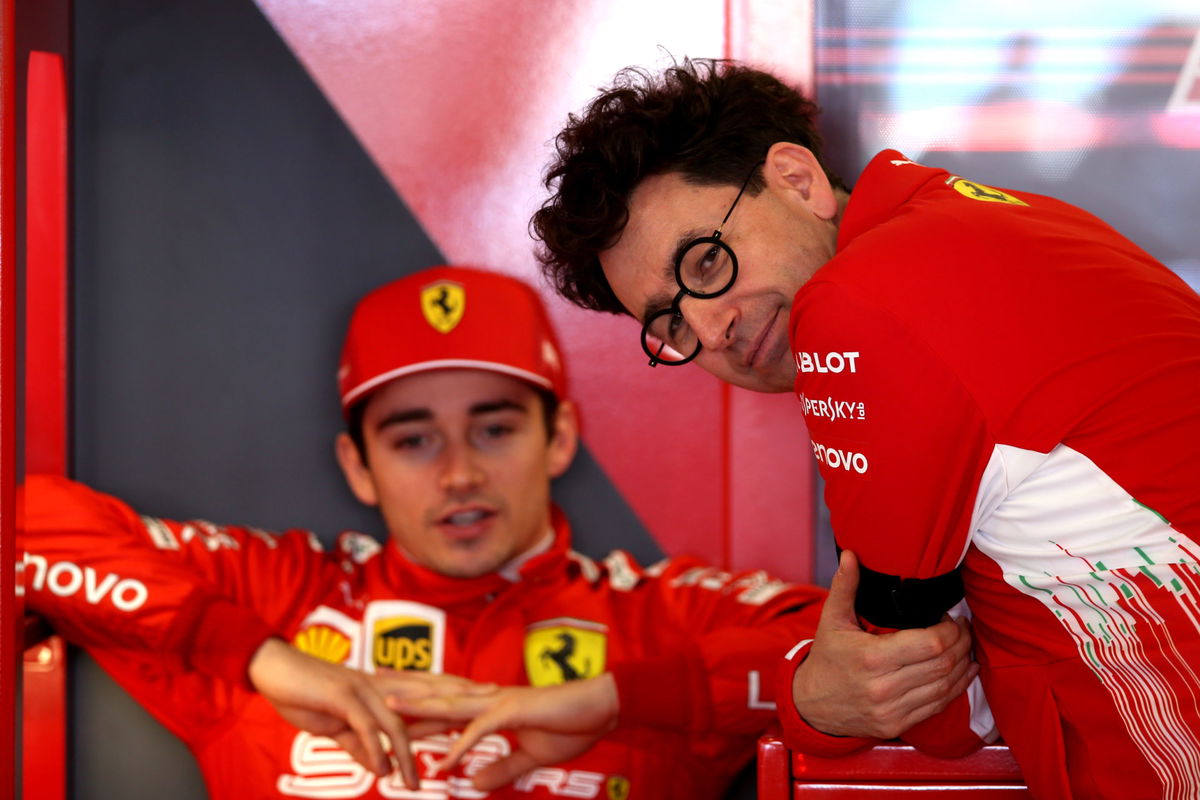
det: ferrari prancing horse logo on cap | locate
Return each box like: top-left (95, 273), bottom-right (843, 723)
top-left (420, 281), bottom-right (465, 333)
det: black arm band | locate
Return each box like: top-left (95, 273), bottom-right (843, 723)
top-left (853, 560), bottom-right (965, 629)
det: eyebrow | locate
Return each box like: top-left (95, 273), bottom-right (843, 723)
top-left (469, 399), bottom-right (528, 417)
top-left (641, 227), bottom-right (708, 322)
top-left (374, 398), bottom-right (528, 432)
top-left (374, 408), bottom-right (433, 431)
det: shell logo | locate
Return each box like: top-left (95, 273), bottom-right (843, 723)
top-left (293, 624), bottom-right (352, 664)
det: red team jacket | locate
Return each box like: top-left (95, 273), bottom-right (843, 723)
top-left (782, 150), bottom-right (1200, 798)
top-left (20, 475), bottom-right (824, 800)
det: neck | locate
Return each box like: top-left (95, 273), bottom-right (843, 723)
top-left (498, 527), bottom-right (556, 582)
top-left (832, 188), bottom-right (851, 230)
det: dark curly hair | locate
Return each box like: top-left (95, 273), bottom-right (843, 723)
top-left (532, 57), bottom-right (845, 316)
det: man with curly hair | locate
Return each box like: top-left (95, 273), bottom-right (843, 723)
top-left (525, 58), bottom-right (1200, 799)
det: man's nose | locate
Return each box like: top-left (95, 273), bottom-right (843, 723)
top-left (682, 296), bottom-right (737, 351)
top-left (439, 442), bottom-right (485, 493)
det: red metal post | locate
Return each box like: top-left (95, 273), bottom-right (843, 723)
top-left (0, 0), bottom-right (20, 797)
top-left (757, 734), bottom-right (794, 800)
top-left (22, 48), bottom-right (69, 800)
top-left (24, 50), bottom-right (67, 477)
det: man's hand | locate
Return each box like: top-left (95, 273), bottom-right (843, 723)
top-left (389, 673), bottom-right (619, 792)
top-left (792, 550), bottom-right (978, 739)
top-left (248, 637), bottom-right (482, 789)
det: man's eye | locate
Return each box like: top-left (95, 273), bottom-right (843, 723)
top-left (480, 423), bottom-right (514, 439)
top-left (667, 311), bottom-right (689, 341)
top-left (698, 245), bottom-right (720, 272)
top-left (394, 434), bottom-right (430, 450)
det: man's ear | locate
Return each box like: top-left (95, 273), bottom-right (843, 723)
top-left (762, 141), bottom-right (838, 220)
top-left (335, 431), bottom-right (379, 507)
top-left (546, 400), bottom-right (580, 479)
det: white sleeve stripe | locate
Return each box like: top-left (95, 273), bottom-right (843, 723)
top-left (140, 516), bottom-right (180, 550)
top-left (786, 639), bottom-right (814, 660)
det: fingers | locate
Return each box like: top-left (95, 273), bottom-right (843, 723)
top-left (881, 647), bottom-right (959, 698)
top-left (817, 550), bottom-right (863, 632)
top-left (387, 692), bottom-right (495, 721)
top-left (463, 681), bottom-right (501, 696)
top-left (896, 665), bottom-right (982, 732)
top-left (891, 647), bottom-right (971, 714)
top-left (869, 614), bottom-right (969, 669)
top-left (875, 633), bottom-right (981, 732)
top-left (358, 684), bottom-right (419, 790)
top-left (947, 617), bottom-right (973, 662)
top-left (329, 681), bottom-right (419, 789)
top-left (375, 669), bottom-right (498, 700)
top-left (952, 663), bottom-right (981, 704)
top-left (331, 730), bottom-right (376, 775)
top-left (887, 616), bottom-right (970, 670)
top-left (435, 707), bottom-right (508, 773)
top-left (471, 751), bottom-right (540, 793)
top-left (343, 704), bottom-right (391, 780)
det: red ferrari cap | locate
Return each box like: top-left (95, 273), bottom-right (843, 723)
top-left (337, 266), bottom-right (567, 414)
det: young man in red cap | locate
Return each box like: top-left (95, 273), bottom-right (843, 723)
top-left (21, 265), bottom-right (973, 799)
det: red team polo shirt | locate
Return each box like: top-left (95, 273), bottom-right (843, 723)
top-left (786, 150), bottom-right (1200, 798)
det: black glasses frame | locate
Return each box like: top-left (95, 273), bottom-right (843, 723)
top-left (640, 161), bottom-right (764, 367)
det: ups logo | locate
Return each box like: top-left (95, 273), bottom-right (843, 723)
top-left (524, 618), bottom-right (607, 687)
top-left (373, 617), bottom-right (433, 671)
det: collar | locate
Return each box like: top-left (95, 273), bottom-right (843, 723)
top-left (836, 149), bottom-right (954, 253)
top-left (374, 505), bottom-right (574, 606)
top-left (497, 528), bottom-right (555, 582)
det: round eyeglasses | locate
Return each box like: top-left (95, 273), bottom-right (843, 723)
top-left (640, 161), bottom-right (763, 367)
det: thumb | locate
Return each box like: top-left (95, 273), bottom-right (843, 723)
top-left (818, 550), bottom-right (862, 631)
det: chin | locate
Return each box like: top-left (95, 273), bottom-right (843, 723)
top-left (762, 361), bottom-right (799, 393)
top-left (729, 371), bottom-right (792, 394)
top-left (765, 374), bottom-right (798, 393)
top-left (434, 551), bottom-right (506, 579)
top-left (435, 561), bottom-right (488, 579)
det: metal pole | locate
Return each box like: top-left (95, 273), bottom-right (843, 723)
top-left (0, 0), bottom-right (22, 795)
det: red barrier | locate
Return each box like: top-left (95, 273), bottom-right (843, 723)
top-left (758, 735), bottom-right (1031, 798)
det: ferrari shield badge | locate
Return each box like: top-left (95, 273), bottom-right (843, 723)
top-left (420, 281), bottom-right (465, 333)
top-left (948, 176), bottom-right (1027, 206)
top-left (606, 776), bottom-right (631, 800)
top-left (524, 618), bottom-right (607, 687)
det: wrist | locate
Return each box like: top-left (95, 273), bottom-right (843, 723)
top-left (776, 641), bottom-right (875, 755)
top-left (247, 636), bottom-right (287, 692)
top-left (593, 673), bottom-right (620, 734)
top-left (789, 642), bottom-right (820, 725)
